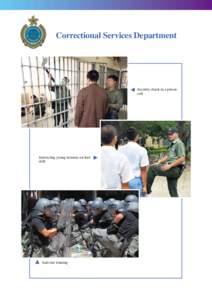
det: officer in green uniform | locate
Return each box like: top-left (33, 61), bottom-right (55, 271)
top-left (147, 128), bottom-right (186, 197)
top-left (48, 76), bottom-right (71, 127)
top-left (106, 75), bottom-right (123, 119)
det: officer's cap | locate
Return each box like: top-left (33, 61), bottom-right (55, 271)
top-left (167, 128), bottom-right (178, 135)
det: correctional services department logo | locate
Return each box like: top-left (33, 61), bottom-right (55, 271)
top-left (21, 16), bottom-right (46, 49)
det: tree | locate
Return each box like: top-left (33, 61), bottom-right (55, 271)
top-left (101, 121), bottom-right (191, 158)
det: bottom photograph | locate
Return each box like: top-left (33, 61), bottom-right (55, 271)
top-left (22, 190), bottom-right (139, 258)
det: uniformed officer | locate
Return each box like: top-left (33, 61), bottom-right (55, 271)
top-left (147, 128), bottom-right (186, 197)
top-left (79, 199), bottom-right (87, 210)
top-left (69, 201), bottom-right (87, 246)
top-left (91, 198), bottom-right (113, 229)
top-left (72, 201), bottom-right (88, 228)
top-left (86, 200), bottom-right (94, 221)
top-left (84, 198), bottom-right (112, 256)
top-left (92, 200), bottom-right (138, 257)
top-left (124, 201), bottom-right (139, 257)
top-left (48, 76), bottom-right (71, 127)
top-left (106, 75), bottom-right (123, 119)
top-left (50, 197), bottom-right (61, 226)
top-left (30, 198), bottom-right (58, 257)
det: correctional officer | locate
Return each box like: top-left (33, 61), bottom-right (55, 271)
top-left (86, 200), bottom-right (94, 222)
top-left (79, 199), bottom-right (87, 210)
top-left (124, 201), bottom-right (139, 257)
top-left (91, 198), bottom-right (113, 229)
top-left (72, 201), bottom-right (88, 228)
top-left (147, 128), bottom-right (186, 197)
top-left (106, 75), bottom-right (123, 119)
top-left (69, 201), bottom-right (88, 247)
top-left (109, 199), bottom-right (124, 218)
top-left (111, 200), bottom-right (138, 256)
top-left (92, 200), bottom-right (138, 257)
top-left (87, 198), bottom-right (112, 256)
top-left (48, 76), bottom-right (71, 127)
top-left (51, 197), bottom-right (61, 214)
top-left (30, 198), bottom-right (58, 257)
top-left (50, 197), bottom-right (61, 227)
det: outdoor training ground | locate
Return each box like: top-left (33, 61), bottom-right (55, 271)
top-left (150, 166), bottom-right (191, 197)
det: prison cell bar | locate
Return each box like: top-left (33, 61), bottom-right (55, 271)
top-left (21, 57), bottom-right (29, 125)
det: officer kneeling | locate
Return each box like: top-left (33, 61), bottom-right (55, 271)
top-left (92, 200), bottom-right (138, 257)
top-left (30, 198), bottom-right (59, 257)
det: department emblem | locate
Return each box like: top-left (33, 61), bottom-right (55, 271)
top-left (21, 16), bottom-right (46, 48)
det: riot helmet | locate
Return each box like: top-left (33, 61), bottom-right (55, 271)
top-left (79, 199), bottom-right (87, 207)
top-left (125, 194), bottom-right (138, 203)
top-left (33, 198), bottom-right (53, 216)
top-left (127, 201), bottom-right (139, 213)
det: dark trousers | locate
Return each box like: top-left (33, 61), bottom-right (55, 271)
top-left (105, 107), bottom-right (119, 119)
top-left (147, 164), bottom-right (183, 197)
top-left (54, 108), bottom-right (68, 127)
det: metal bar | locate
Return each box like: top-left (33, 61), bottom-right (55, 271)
top-left (58, 57), bottom-right (62, 127)
top-left (35, 57), bottom-right (42, 122)
top-left (67, 56), bottom-right (71, 126)
top-left (42, 56), bottom-right (48, 127)
top-left (28, 56), bottom-right (36, 126)
top-left (21, 57), bottom-right (29, 126)
top-left (53, 56), bottom-right (57, 127)
top-left (63, 56), bottom-right (66, 127)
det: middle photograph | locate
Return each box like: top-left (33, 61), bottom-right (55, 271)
top-left (100, 120), bottom-right (191, 198)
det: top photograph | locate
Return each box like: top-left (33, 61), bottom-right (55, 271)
top-left (21, 56), bottom-right (128, 128)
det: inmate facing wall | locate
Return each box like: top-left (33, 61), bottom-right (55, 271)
top-left (21, 57), bottom-right (128, 128)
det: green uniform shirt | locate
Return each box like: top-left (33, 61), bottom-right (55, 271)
top-left (107, 89), bottom-right (123, 111)
top-left (167, 138), bottom-right (185, 164)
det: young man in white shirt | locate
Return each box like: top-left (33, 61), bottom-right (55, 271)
top-left (101, 125), bottom-right (134, 189)
top-left (119, 127), bottom-right (149, 196)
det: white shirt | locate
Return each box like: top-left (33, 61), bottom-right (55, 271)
top-left (101, 145), bottom-right (134, 189)
top-left (119, 142), bottom-right (149, 177)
